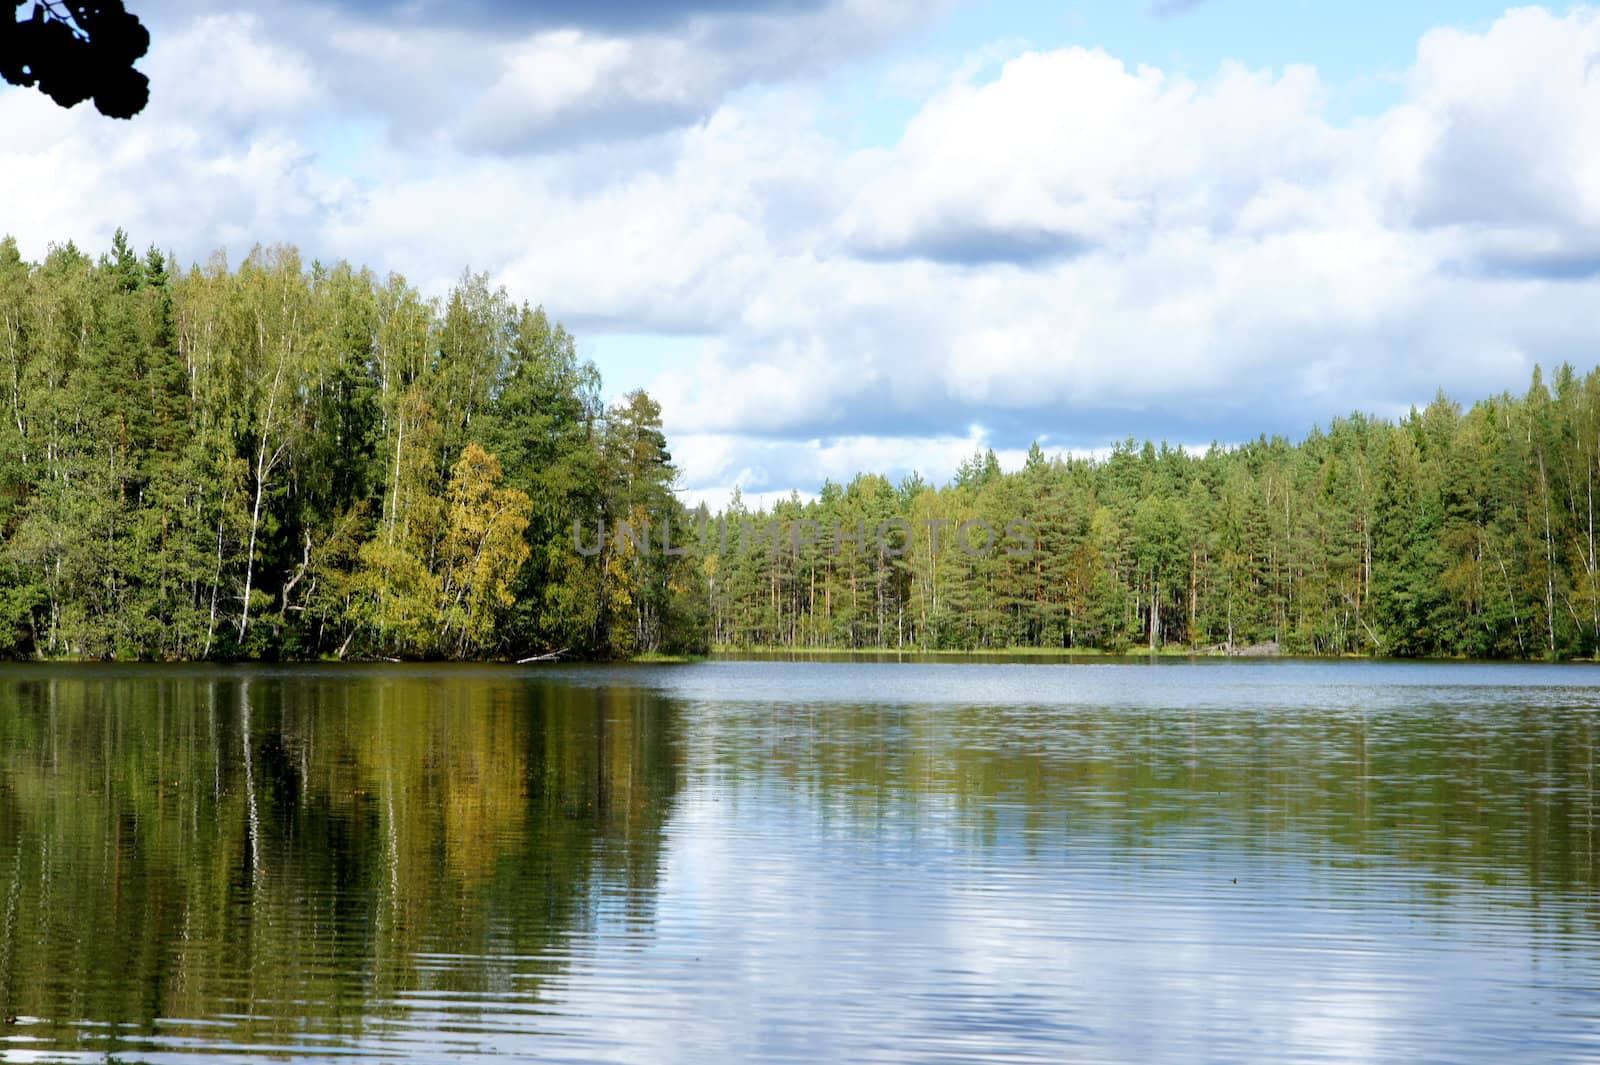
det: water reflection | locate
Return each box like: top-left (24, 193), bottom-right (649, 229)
top-left (676, 691), bottom-right (1600, 895)
top-left (0, 661), bottom-right (1596, 1063)
top-left (0, 666), bottom-right (680, 1062)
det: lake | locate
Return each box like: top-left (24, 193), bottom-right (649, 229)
top-left (0, 659), bottom-right (1597, 1063)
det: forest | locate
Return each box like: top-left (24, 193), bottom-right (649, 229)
top-left (705, 375), bottom-right (1600, 659)
top-left (5, 231), bottom-right (1600, 660)
top-left (0, 232), bottom-right (702, 660)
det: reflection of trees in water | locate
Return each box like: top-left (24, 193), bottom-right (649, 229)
top-left (699, 700), bottom-right (1600, 897)
top-left (0, 669), bottom-right (683, 1045)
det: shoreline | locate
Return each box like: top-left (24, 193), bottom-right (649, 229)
top-left (5, 649), bottom-right (1598, 666)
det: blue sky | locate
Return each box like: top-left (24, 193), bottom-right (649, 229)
top-left (3, 0), bottom-right (1599, 505)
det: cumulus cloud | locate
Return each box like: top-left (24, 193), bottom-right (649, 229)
top-left (147, 0), bottom-right (945, 151)
top-left (671, 429), bottom-right (1037, 510)
top-left (454, 0), bottom-right (941, 151)
top-left (837, 50), bottom-right (1335, 263)
top-left (5, 3), bottom-right (1600, 505)
top-left (1384, 7), bottom-right (1600, 278)
top-left (0, 11), bottom-right (357, 259)
top-left (643, 6), bottom-right (1600, 501)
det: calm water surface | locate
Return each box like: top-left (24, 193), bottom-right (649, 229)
top-left (0, 659), bottom-right (1597, 1063)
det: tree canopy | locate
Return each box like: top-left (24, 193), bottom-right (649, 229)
top-left (692, 376), bottom-right (1600, 661)
top-left (0, 231), bottom-right (704, 659)
top-left (5, 230), bottom-right (1600, 661)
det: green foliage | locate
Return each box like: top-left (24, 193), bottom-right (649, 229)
top-left (695, 376), bottom-right (1600, 660)
top-left (8, 231), bottom-right (1600, 661)
top-left (0, 233), bottom-right (704, 660)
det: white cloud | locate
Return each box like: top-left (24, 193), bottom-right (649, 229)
top-left (150, 14), bottom-right (323, 125)
top-left (0, 13), bottom-right (355, 260)
top-left (672, 427), bottom-right (1026, 511)
top-left (3, 3), bottom-right (1600, 501)
top-left (272, 0), bottom-right (948, 152)
top-left (838, 50), bottom-right (1334, 261)
top-left (637, 6), bottom-right (1600, 495)
top-left (1387, 6), bottom-right (1600, 275)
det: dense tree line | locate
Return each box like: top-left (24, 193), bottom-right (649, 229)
top-left (698, 366), bottom-right (1600, 660)
top-left (0, 232), bottom-right (704, 659)
top-left (10, 232), bottom-right (1600, 661)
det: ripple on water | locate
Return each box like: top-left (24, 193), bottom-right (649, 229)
top-left (0, 661), bottom-right (1596, 1062)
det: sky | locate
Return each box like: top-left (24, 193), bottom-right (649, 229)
top-left (3, 0), bottom-right (1599, 508)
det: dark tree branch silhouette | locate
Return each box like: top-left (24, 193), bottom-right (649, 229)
top-left (0, 1), bottom-right (148, 117)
